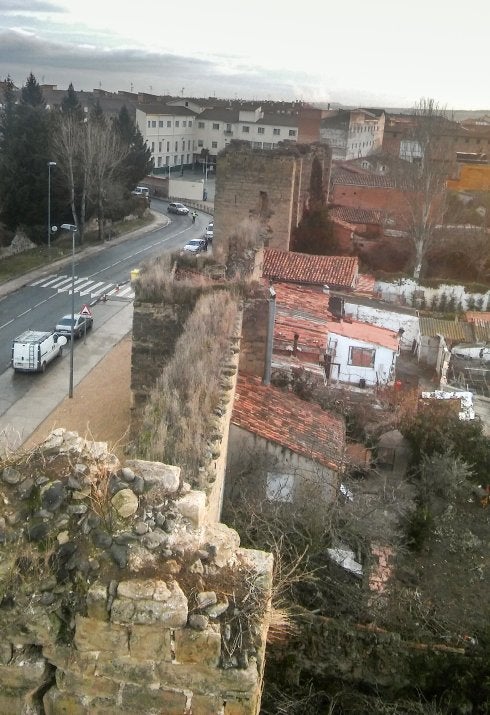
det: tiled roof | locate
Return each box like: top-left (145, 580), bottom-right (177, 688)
top-left (198, 108), bottom-right (240, 122)
top-left (419, 317), bottom-right (474, 342)
top-left (472, 323), bottom-right (490, 342)
top-left (330, 206), bottom-right (382, 224)
top-left (273, 282), bottom-right (329, 320)
top-left (355, 274), bottom-right (377, 296)
top-left (263, 249), bottom-right (358, 289)
top-left (331, 168), bottom-right (397, 188)
top-left (232, 374), bottom-right (345, 469)
top-left (327, 319), bottom-right (400, 351)
top-left (465, 311), bottom-right (490, 324)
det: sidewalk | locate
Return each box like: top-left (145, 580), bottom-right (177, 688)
top-left (0, 302), bottom-right (134, 452)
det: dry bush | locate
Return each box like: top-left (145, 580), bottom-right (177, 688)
top-left (136, 254), bottom-right (209, 304)
top-left (136, 290), bottom-right (238, 480)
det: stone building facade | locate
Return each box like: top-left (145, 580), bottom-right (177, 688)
top-left (212, 143), bottom-right (332, 265)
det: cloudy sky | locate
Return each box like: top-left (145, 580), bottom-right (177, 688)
top-left (0, 0), bottom-right (488, 109)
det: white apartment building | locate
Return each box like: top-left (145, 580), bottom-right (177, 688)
top-left (321, 109), bottom-right (385, 161)
top-left (135, 104), bottom-right (198, 173)
top-left (136, 100), bottom-right (300, 173)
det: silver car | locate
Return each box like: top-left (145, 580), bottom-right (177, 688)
top-left (167, 202), bottom-right (189, 215)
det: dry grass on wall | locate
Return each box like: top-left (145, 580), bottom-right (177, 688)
top-left (136, 290), bottom-right (238, 481)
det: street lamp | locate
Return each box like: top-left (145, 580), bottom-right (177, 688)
top-left (47, 161), bottom-right (56, 253)
top-left (61, 223), bottom-right (78, 398)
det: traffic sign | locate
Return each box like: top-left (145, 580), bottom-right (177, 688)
top-left (80, 304), bottom-right (92, 317)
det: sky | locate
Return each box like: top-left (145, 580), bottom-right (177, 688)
top-left (0, 0), bottom-right (488, 110)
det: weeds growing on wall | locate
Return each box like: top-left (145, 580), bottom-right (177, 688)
top-left (135, 290), bottom-right (238, 481)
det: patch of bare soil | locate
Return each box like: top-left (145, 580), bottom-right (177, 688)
top-left (24, 335), bottom-right (132, 460)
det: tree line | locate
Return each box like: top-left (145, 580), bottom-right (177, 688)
top-left (0, 73), bottom-right (153, 244)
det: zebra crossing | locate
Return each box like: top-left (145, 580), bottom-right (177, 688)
top-left (29, 273), bottom-right (135, 301)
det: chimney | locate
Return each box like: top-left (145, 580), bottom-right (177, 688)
top-left (263, 286), bottom-right (276, 386)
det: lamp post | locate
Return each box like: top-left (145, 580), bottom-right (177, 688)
top-left (47, 161), bottom-right (56, 253)
top-left (61, 223), bottom-right (78, 398)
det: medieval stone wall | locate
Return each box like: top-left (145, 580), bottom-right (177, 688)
top-left (212, 144), bottom-right (332, 266)
top-left (0, 431), bottom-right (272, 714)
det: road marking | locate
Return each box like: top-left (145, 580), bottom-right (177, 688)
top-left (0, 319), bottom-right (14, 330)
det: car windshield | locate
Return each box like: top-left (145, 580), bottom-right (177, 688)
top-left (58, 318), bottom-right (74, 326)
top-left (188, 240), bottom-right (202, 246)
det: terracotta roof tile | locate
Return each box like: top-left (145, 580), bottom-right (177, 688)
top-left (331, 167), bottom-right (397, 188)
top-left (232, 374), bottom-right (345, 469)
top-left (327, 319), bottom-right (399, 351)
top-left (355, 274), bottom-right (376, 296)
top-left (330, 206), bottom-right (382, 224)
top-left (263, 249), bottom-right (358, 289)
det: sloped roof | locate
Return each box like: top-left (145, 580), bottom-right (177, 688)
top-left (465, 311), bottom-right (490, 324)
top-left (419, 317), bottom-right (473, 342)
top-left (232, 374), bottom-right (345, 469)
top-left (136, 104), bottom-right (197, 117)
top-left (327, 319), bottom-right (399, 351)
top-left (330, 206), bottom-right (382, 224)
top-left (263, 249), bottom-right (358, 289)
top-left (331, 167), bottom-right (397, 188)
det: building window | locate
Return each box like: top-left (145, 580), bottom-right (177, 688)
top-left (198, 139), bottom-right (204, 147)
top-left (159, 121), bottom-right (164, 128)
top-left (226, 123), bottom-right (232, 132)
top-left (182, 140), bottom-right (185, 150)
top-left (213, 123), bottom-right (220, 130)
top-left (183, 120), bottom-right (187, 127)
top-left (187, 140), bottom-right (191, 150)
top-left (257, 127), bottom-right (265, 134)
top-left (211, 141), bottom-right (218, 148)
top-left (175, 120), bottom-right (180, 127)
top-left (263, 142), bottom-right (272, 149)
top-left (348, 346), bottom-right (375, 368)
top-left (242, 125), bottom-right (250, 133)
top-left (189, 120), bottom-right (192, 127)
top-left (273, 128), bottom-right (280, 136)
top-left (165, 156), bottom-right (169, 165)
top-left (181, 154), bottom-right (184, 164)
top-left (166, 141), bottom-right (170, 151)
top-left (175, 141), bottom-right (178, 151)
top-left (186, 154), bottom-right (190, 163)
top-left (147, 121), bottom-right (151, 128)
top-left (157, 156), bottom-right (162, 167)
top-left (167, 121), bottom-right (171, 127)
top-left (198, 121), bottom-right (205, 129)
top-left (158, 142), bottom-right (162, 152)
top-left (151, 121), bottom-right (156, 128)
top-left (151, 142), bottom-right (154, 152)
top-left (266, 473), bottom-right (295, 502)
top-left (174, 155), bottom-right (178, 164)
top-left (288, 129), bottom-right (296, 137)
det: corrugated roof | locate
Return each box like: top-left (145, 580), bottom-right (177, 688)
top-left (327, 319), bottom-right (399, 351)
top-left (263, 249), bottom-right (358, 289)
top-left (232, 374), bottom-right (345, 469)
top-left (419, 317), bottom-right (474, 342)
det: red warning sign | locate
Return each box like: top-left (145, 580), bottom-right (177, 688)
top-left (80, 304), bottom-right (92, 317)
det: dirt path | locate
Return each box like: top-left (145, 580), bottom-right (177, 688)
top-left (24, 334), bottom-right (132, 460)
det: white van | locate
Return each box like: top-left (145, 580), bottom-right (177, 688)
top-left (131, 186), bottom-right (150, 198)
top-left (11, 330), bottom-right (67, 373)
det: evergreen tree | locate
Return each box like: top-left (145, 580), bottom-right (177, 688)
top-left (114, 105), bottom-right (153, 190)
top-left (21, 72), bottom-right (45, 108)
top-left (0, 74), bottom-right (51, 235)
top-left (90, 99), bottom-right (106, 126)
top-left (61, 83), bottom-right (83, 119)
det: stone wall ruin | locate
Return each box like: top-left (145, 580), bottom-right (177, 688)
top-left (0, 430), bottom-right (272, 714)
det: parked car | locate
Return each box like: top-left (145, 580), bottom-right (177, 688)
top-left (204, 224), bottom-right (214, 241)
top-left (167, 202), bottom-right (189, 215)
top-left (183, 238), bottom-right (206, 254)
top-left (11, 330), bottom-right (67, 373)
top-left (55, 313), bottom-right (93, 339)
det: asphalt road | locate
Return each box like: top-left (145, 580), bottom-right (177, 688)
top-left (0, 201), bottom-right (212, 442)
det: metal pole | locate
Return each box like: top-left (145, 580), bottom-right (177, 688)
top-left (263, 286), bottom-right (276, 385)
top-left (69, 228), bottom-right (75, 398)
top-left (47, 162), bottom-right (56, 254)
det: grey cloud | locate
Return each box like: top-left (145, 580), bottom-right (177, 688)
top-left (0, 0), bottom-right (62, 11)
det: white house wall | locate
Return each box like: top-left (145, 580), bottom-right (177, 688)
top-left (343, 302), bottom-right (419, 351)
top-left (136, 108), bottom-right (196, 170)
top-left (329, 332), bottom-right (397, 387)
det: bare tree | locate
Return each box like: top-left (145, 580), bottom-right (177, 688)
top-left (85, 120), bottom-right (129, 241)
top-left (393, 99), bottom-right (452, 279)
top-left (54, 114), bottom-right (129, 242)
